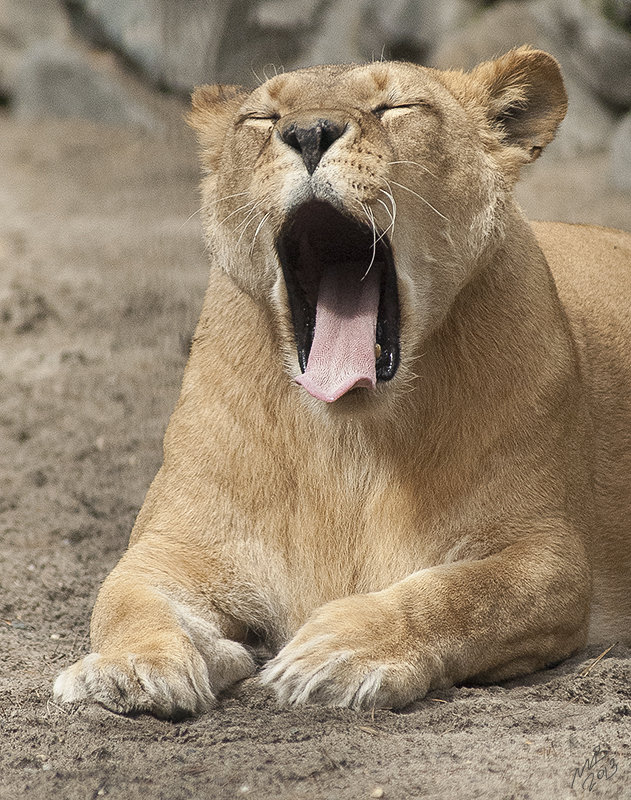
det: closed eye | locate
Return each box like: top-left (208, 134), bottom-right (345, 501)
top-left (372, 102), bottom-right (431, 119)
top-left (240, 111), bottom-right (280, 124)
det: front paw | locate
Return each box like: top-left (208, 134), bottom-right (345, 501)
top-left (260, 594), bottom-right (434, 709)
top-left (53, 634), bottom-right (255, 719)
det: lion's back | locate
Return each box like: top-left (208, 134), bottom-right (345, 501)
top-left (534, 220), bottom-right (631, 638)
top-left (533, 221), bottom-right (631, 402)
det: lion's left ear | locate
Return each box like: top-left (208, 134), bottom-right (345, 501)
top-left (469, 46), bottom-right (568, 163)
top-left (187, 84), bottom-right (247, 171)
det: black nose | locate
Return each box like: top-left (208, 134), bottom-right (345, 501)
top-left (279, 118), bottom-right (347, 175)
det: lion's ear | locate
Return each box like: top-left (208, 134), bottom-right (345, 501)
top-left (470, 46), bottom-right (568, 163)
top-left (187, 84), bottom-right (247, 170)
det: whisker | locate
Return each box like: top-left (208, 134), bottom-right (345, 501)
top-left (370, 45), bottom-right (387, 64)
top-left (249, 212), bottom-right (272, 255)
top-left (379, 186), bottom-right (397, 213)
top-left (207, 191), bottom-right (250, 208)
top-left (376, 197), bottom-right (394, 226)
top-left (219, 199), bottom-right (258, 226)
top-left (236, 209), bottom-right (264, 247)
top-left (262, 63), bottom-right (281, 80)
top-left (389, 179), bottom-right (449, 222)
top-left (177, 207), bottom-right (202, 233)
top-left (375, 198), bottom-right (395, 243)
top-left (361, 204), bottom-right (378, 281)
top-left (233, 201), bottom-right (264, 233)
top-left (378, 187), bottom-right (397, 233)
top-left (388, 160), bottom-right (438, 179)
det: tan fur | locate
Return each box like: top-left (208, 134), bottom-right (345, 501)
top-left (54, 48), bottom-right (631, 718)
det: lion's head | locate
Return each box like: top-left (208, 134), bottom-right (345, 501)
top-left (188, 47), bottom-right (567, 405)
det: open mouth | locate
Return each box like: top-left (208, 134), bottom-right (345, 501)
top-left (276, 200), bottom-right (400, 403)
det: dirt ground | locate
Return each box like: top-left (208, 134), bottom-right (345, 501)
top-left (1, 109), bottom-right (630, 800)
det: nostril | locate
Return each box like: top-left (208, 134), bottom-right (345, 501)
top-left (280, 118), bottom-right (347, 175)
top-left (282, 123), bottom-right (301, 153)
top-left (320, 120), bottom-right (346, 151)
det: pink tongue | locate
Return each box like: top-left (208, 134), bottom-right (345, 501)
top-left (295, 263), bottom-right (380, 403)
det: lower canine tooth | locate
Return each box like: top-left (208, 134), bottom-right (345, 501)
top-left (375, 343), bottom-right (382, 359)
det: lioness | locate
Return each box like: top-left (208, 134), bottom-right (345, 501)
top-left (54, 47), bottom-right (631, 718)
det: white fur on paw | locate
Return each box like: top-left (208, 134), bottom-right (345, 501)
top-left (53, 652), bottom-right (100, 704)
top-left (260, 635), bottom-right (419, 710)
top-left (53, 649), bottom-right (214, 718)
top-left (53, 636), bottom-right (255, 718)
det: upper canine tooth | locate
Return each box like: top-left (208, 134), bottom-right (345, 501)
top-left (375, 343), bottom-right (382, 359)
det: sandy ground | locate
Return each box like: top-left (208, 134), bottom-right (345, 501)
top-left (1, 110), bottom-right (630, 800)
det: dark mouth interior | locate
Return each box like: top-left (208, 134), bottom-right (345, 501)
top-left (275, 200), bottom-right (400, 381)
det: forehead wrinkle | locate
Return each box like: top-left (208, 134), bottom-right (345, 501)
top-left (253, 62), bottom-right (442, 114)
top-left (342, 62), bottom-right (406, 106)
top-left (257, 76), bottom-right (330, 112)
top-left (262, 63), bottom-right (355, 98)
top-left (265, 80), bottom-right (283, 102)
top-left (368, 63), bottom-right (392, 93)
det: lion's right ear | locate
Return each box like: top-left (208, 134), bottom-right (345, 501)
top-left (187, 85), bottom-right (247, 171)
top-left (469, 47), bottom-right (568, 164)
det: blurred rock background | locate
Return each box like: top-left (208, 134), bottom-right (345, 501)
top-left (1, 0), bottom-right (630, 191)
